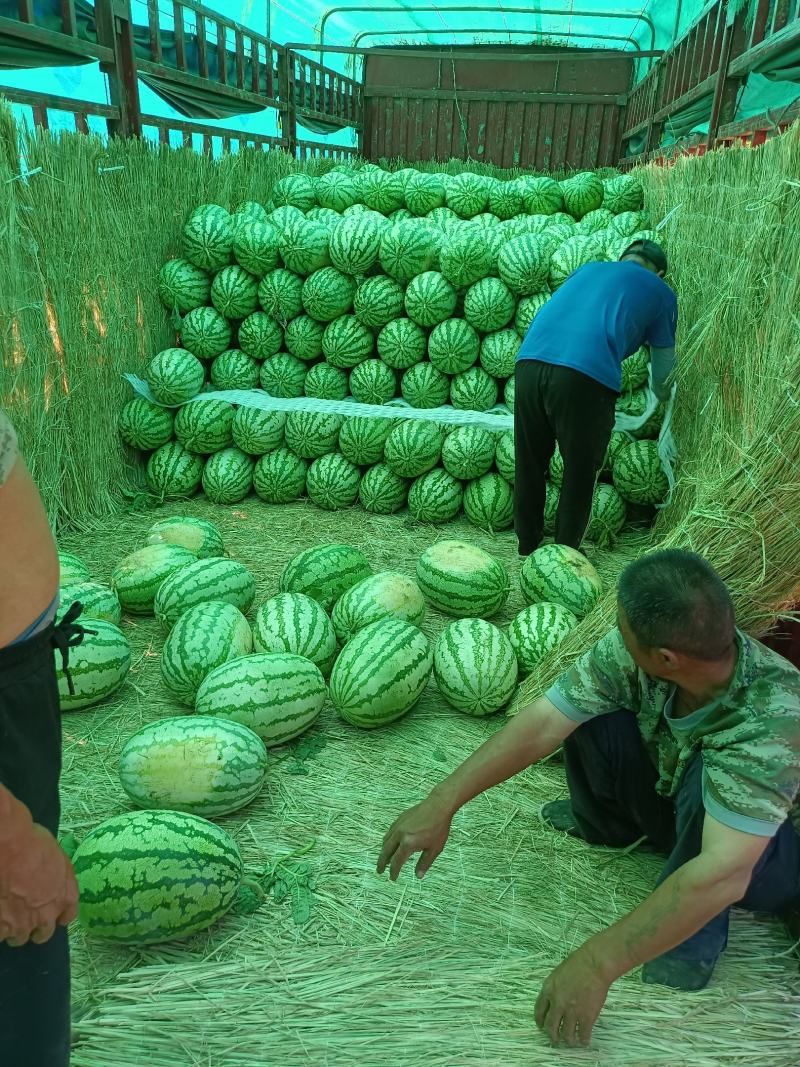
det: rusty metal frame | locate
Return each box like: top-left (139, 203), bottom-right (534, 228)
top-left (351, 27), bottom-right (647, 55)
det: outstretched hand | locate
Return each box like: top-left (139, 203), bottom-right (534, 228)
top-left (534, 946), bottom-right (612, 1048)
top-left (0, 824), bottom-right (79, 947)
top-left (377, 796), bottom-right (453, 882)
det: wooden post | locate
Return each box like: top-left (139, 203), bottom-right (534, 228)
top-left (95, 0), bottom-right (142, 138)
top-left (644, 63), bottom-right (666, 154)
top-left (278, 48), bottom-right (297, 157)
top-left (707, 6), bottom-right (747, 146)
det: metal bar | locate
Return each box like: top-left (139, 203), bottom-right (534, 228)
top-left (351, 28), bottom-right (646, 53)
top-left (147, 0), bottom-right (163, 63)
top-left (287, 41), bottom-right (662, 60)
top-left (173, 1), bottom-right (186, 70)
top-left (363, 87), bottom-right (627, 105)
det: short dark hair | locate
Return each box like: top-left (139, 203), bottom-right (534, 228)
top-left (618, 549), bottom-right (735, 660)
top-left (622, 239), bottom-right (668, 275)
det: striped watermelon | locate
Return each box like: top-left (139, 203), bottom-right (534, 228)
top-left (543, 480), bottom-right (559, 534)
top-left (489, 180), bottom-right (524, 220)
top-left (253, 593), bottom-right (337, 675)
top-left (309, 206), bottom-right (351, 228)
top-left (549, 446), bottom-right (564, 486)
top-left (361, 170), bottom-right (405, 214)
top-left (154, 558), bottom-right (256, 631)
top-left (494, 431), bottom-right (514, 484)
top-left (233, 200), bottom-right (268, 221)
top-left (258, 269), bottom-right (304, 322)
top-left (442, 425), bottom-right (495, 480)
top-left (428, 318), bottom-right (480, 374)
top-left (237, 312), bottom-right (283, 360)
top-left (304, 362), bottom-right (349, 401)
top-left (145, 348), bottom-right (205, 406)
top-left (210, 349), bottom-right (260, 390)
top-left (498, 235), bottom-right (550, 296)
top-left (507, 602), bottom-right (577, 674)
top-left (146, 442), bottom-right (204, 499)
top-left (384, 421), bottom-right (443, 478)
top-left (284, 315), bottom-right (325, 361)
top-left (609, 210), bottom-right (645, 237)
top-left (284, 411), bottom-right (343, 459)
top-left (268, 204), bottom-right (305, 233)
top-left (174, 399), bottom-right (234, 454)
top-left (416, 540), bottom-right (510, 618)
top-left (280, 543), bottom-right (372, 612)
top-left (405, 172), bottom-right (446, 215)
top-left (56, 619), bottom-right (131, 711)
top-left (260, 352), bottom-right (308, 398)
top-left (330, 619), bottom-right (432, 728)
top-left (302, 267), bottom-right (356, 321)
top-left (339, 417), bottom-right (393, 466)
top-left (480, 329), bottom-right (520, 378)
top-left (279, 220), bottom-right (331, 276)
top-left (180, 307), bottom-right (232, 361)
top-left (329, 216), bottom-right (382, 275)
top-left (72, 810), bottom-right (242, 945)
top-left (463, 278), bottom-right (516, 333)
top-left (272, 174), bottom-right (316, 211)
top-left (404, 272), bottom-right (457, 327)
top-left (181, 209), bottom-right (233, 272)
top-left (377, 318), bottom-right (427, 370)
top-left (202, 448), bottom-right (254, 504)
top-left (439, 229), bottom-right (494, 288)
top-left (576, 208), bottom-right (615, 236)
top-left (119, 717), bottom-right (267, 818)
top-left (514, 292), bottom-right (550, 336)
top-left (586, 483), bottom-right (627, 547)
top-left (111, 544), bottom-right (197, 615)
top-left (306, 453), bottom-right (362, 510)
top-left (316, 171), bottom-right (359, 212)
top-left (560, 172), bottom-right (604, 219)
top-left (434, 618), bottom-right (518, 716)
top-left (161, 600), bottom-right (252, 704)
top-left (521, 176), bottom-right (563, 215)
top-left (612, 439), bottom-right (668, 505)
top-left (59, 553), bottom-right (89, 589)
top-left (322, 315), bottom-right (374, 368)
top-left (549, 235), bottom-right (605, 289)
top-left (450, 367), bottom-right (498, 412)
top-left (158, 259), bottom-right (211, 314)
top-left (520, 544), bottom-right (603, 617)
top-left (211, 265), bottom-right (259, 319)
top-left (332, 571), bottom-right (426, 645)
top-left (446, 173), bottom-right (488, 219)
top-left (620, 347), bottom-right (650, 391)
top-left (350, 359), bottom-right (397, 405)
top-left (353, 276), bottom-right (405, 329)
top-left (60, 581), bottom-right (121, 626)
top-left (232, 219), bottom-right (281, 278)
top-left (195, 653), bottom-right (326, 746)
top-left (603, 174), bottom-right (644, 214)
top-left (118, 397), bottom-right (175, 451)
top-left (232, 407), bottom-right (285, 455)
top-left (401, 362), bottom-right (451, 409)
top-left (253, 447), bottom-right (308, 503)
top-left (603, 429), bottom-right (630, 474)
top-left (359, 463), bottom-right (409, 514)
top-left (408, 468), bottom-right (463, 523)
top-left (379, 222), bottom-right (439, 282)
top-left (463, 472), bottom-right (514, 532)
top-left (146, 517), bottom-right (224, 559)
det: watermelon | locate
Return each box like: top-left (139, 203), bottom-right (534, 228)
top-left (302, 267), bottom-right (356, 321)
top-left (278, 220), bottom-right (331, 277)
top-left (158, 259), bottom-right (211, 314)
top-left (303, 362), bottom-right (349, 401)
top-left (268, 204), bottom-right (305, 233)
top-left (258, 269), bottom-right (304, 322)
top-left (161, 600), bottom-right (252, 704)
top-left (603, 174), bottom-right (644, 214)
top-left (111, 544), bottom-right (196, 614)
top-left (57, 553), bottom-right (87, 591)
top-left (446, 173), bottom-right (488, 219)
top-left (322, 315), bottom-right (374, 368)
top-left (361, 170), bottom-right (405, 214)
top-left (284, 411), bottom-right (343, 459)
top-left (272, 174), bottom-right (316, 211)
top-left (463, 278), bottom-right (516, 333)
top-left (401, 362), bottom-right (451, 409)
top-left (154, 558), bottom-right (256, 631)
top-left (463, 472), bottom-right (514, 532)
top-left (384, 421), bottom-right (443, 478)
top-left (195, 653), bottom-right (326, 746)
top-left (174, 399), bottom-right (234, 454)
top-left (521, 176), bottom-right (563, 215)
top-left (520, 543), bottom-right (603, 617)
top-left (259, 352), bottom-right (308, 398)
top-left (60, 581), bottom-right (121, 626)
top-left (118, 397), bottom-right (174, 451)
top-left (450, 367), bottom-right (498, 412)
top-left (576, 208), bottom-right (615, 237)
top-left (56, 619), bottom-right (130, 711)
top-left (408, 468), bottom-right (463, 523)
top-left (358, 463), bottom-right (409, 514)
top-left (146, 517), bottom-right (224, 559)
top-left (308, 206), bottom-right (345, 228)
top-left (316, 171), bottom-right (359, 212)
top-left (620, 347), bottom-right (650, 391)
top-left (609, 210), bottom-right (645, 238)
top-left (404, 272), bottom-right (457, 328)
top-left (438, 228), bottom-right (495, 288)
top-left (279, 543), bottom-right (372, 612)
top-left (353, 276), bottom-right (405, 329)
top-left (377, 318), bottom-right (427, 370)
top-left (119, 717), bottom-right (267, 818)
top-left (494, 431), bottom-right (515, 484)
top-left (339, 417), bottom-right (393, 466)
top-left (379, 222), bottom-right (439, 282)
top-left (550, 235), bottom-right (605, 289)
top-left (146, 442), bottom-right (204, 499)
top-left (284, 315), bottom-right (325, 361)
top-left (211, 265), bottom-right (259, 320)
top-left (180, 307), bottom-right (232, 361)
top-left (507, 602), bottom-right (577, 674)
top-left (514, 292), bottom-right (550, 337)
top-left (406, 172), bottom-right (446, 215)
top-left (603, 429), bottom-right (630, 474)
top-left (428, 318), bottom-right (480, 374)
top-left (253, 448), bottom-right (308, 503)
top-left (350, 359), bottom-right (397, 406)
top-left (489, 180), bottom-right (524, 221)
top-left (237, 312), bottom-right (283, 360)
top-left (145, 348), bottom-right (205, 407)
top-left (253, 593), bottom-right (337, 675)
top-left (210, 349), bottom-right (260, 390)
top-left (441, 425), bottom-right (495, 481)
top-left (560, 171), bottom-right (604, 219)
top-left (434, 618), bottom-right (517, 716)
top-left (586, 483), bottom-right (627, 547)
top-left (329, 216), bottom-right (382, 275)
top-left (330, 619), bottom-right (432, 728)
top-left (416, 540), bottom-right (510, 618)
top-left (543, 480), bottom-right (559, 534)
top-left (306, 453), bottom-right (361, 510)
top-left (72, 809), bottom-right (242, 944)
top-left (612, 439), bottom-right (668, 505)
top-left (332, 571), bottom-right (425, 645)
top-left (426, 206), bottom-right (459, 230)
top-left (480, 329), bottom-right (520, 379)
top-left (232, 219), bottom-right (281, 278)
top-left (232, 407), bottom-right (285, 455)
top-left (498, 235), bottom-right (550, 296)
top-left (234, 201), bottom-right (268, 221)
top-left (202, 448), bottom-right (254, 504)
top-left (181, 209), bottom-right (233, 272)
top-left (549, 446), bottom-right (564, 486)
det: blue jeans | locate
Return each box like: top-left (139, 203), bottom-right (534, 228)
top-left (563, 710), bottom-right (800, 965)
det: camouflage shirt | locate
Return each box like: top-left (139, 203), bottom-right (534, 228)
top-left (548, 627), bottom-right (800, 836)
top-left (0, 409), bottom-right (18, 486)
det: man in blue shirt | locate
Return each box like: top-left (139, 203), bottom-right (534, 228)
top-left (514, 239), bottom-right (677, 555)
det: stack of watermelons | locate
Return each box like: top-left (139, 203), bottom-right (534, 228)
top-left (118, 164), bottom-right (669, 541)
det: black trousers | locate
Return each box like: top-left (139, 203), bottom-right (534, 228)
top-left (564, 711), bottom-right (800, 965)
top-left (514, 359), bottom-right (617, 553)
top-left (0, 625), bottom-right (71, 1067)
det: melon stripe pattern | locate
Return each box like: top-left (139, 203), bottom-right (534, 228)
top-left (59, 552), bottom-right (91, 587)
top-left (202, 449), bottom-right (255, 505)
top-left (463, 473), bottom-right (514, 532)
top-left (56, 620), bottom-right (131, 712)
top-left (442, 426), bottom-right (495, 481)
top-left (72, 809), bottom-right (243, 944)
top-left (253, 448), bottom-right (308, 503)
top-left (306, 453), bottom-right (361, 510)
top-left (146, 517), bottom-right (224, 560)
top-left (359, 464), bottom-right (409, 514)
top-left (160, 601), bottom-right (253, 705)
top-left (507, 602), bottom-right (577, 674)
top-left (60, 582), bottom-right (122, 626)
top-left (253, 592), bottom-right (337, 675)
top-left (612, 439), bottom-right (669, 505)
top-left (408, 469), bottom-right (463, 524)
top-left (118, 398), bottom-right (175, 451)
top-left (146, 443), bottom-right (204, 500)
top-left (332, 572), bottom-right (426, 644)
top-left (279, 543), bottom-right (372, 612)
top-left (145, 348), bottom-right (205, 406)
top-left (154, 558), bottom-right (256, 631)
top-left (111, 544), bottom-right (197, 615)
top-left (433, 618), bottom-right (518, 717)
top-left (416, 540), bottom-right (510, 618)
top-left (520, 543), bottom-right (603, 617)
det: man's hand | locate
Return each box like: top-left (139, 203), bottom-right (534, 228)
top-left (0, 824), bottom-right (79, 946)
top-left (534, 945), bottom-right (612, 1048)
top-left (377, 796), bottom-right (454, 881)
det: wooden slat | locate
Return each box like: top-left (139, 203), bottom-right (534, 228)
top-left (158, 125), bottom-right (170, 145)
top-left (147, 0), bottom-right (162, 63)
top-left (182, 129), bottom-right (192, 148)
top-left (537, 102), bottom-right (556, 171)
top-left (234, 29), bottom-right (245, 90)
top-left (217, 23), bottom-right (227, 87)
top-left (173, 2), bottom-right (186, 71)
top-left (772, 0), bottom-right (791, 33)
top-left (749, 0), bottom-right (772, 47)
top-left (33, 104), bottom-right (49, 129)
top-left (436, 98), bottom-right (455, 160)
top-left (363, 87), bottom-right (626, 105)
top-left (520, 101), bottom-right (540, 169)
top-left (728, 17), bottom-right (800, 74)
top-left (203, 133), bottom-right (213, 156)
top-left (136, 58), bottom-right (279, 109)
top-left (0, 86), bottom-right (120, 120)
top-left (17, 0), bottom-right (35, 23)
top-left (60, 0), bottom-right (77, 36)
top-left (0, 14), bottom-right (113, 61)
top-left (74, 111), bottom-right (88, 134)
top-left (250, 39), bottom-right (260, 95)
top-left (503, 99), bottom-right (525, 167)
top-left (196, 15), bottom-right (209, 79)
top-left (654, 72), bottom-right (718, 122)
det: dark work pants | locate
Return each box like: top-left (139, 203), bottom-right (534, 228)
top-left (0, 626), bottom-right (70, 1067)
top-left (514, 359), bottom-right (617, 553)
top-left (564, 711), bottom-right (800, 965)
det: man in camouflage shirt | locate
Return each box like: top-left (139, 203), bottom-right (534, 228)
top-left (378, 549), bottom-right (800, 1048)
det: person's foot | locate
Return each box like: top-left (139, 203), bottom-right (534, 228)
top-left (540, 799), bottom-right (585, 838)
top-left (642, 955), bottom-right (716, 991)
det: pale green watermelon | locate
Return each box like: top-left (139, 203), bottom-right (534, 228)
top-left (160, 600), bottom-right (252, 704)
top-left (520, 544), bottom-right (603, 617)
top-left (507, 601), bottom-right (577, 674)
top-left (56, 619), bottom-right (131, 711)
top-left (154, 558), bottom-right (256, 631)
top-left (332, 571), bottom-right (426, 644)
top-left (253, 592), bottom-right (337, 675)
top-left (59, 581), bottom-right (121, 626)
top-left (146, 517), bottom-right (224, 559)
top-left (416, 540), bottom-right (510, 618)
top-left (111, 544), bottom-right (197, 615)
top-left (434, 618), bottom-right (517, 716)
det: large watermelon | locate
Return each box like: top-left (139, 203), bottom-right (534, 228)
top-left (306, 453), bottom-right (361, 510)
top-left (586, 483), bottom-right (627, 547)
top-left (612, 439), bottom-right (668, 505)
top-left (332, 571), bottom-right (426, 644)
top-left (439, 229), bottom-right (495, 288)
top-left (428, 318), bottom-right (480, 375)
top-left (111, 544), bottom-right (196, 615)
top-left (384, 421), bottom-right (443, 478)
top-left (463, 277), bottom-right (516, 333)
top-left (160, 600), bottom-right (252, 704)
top-left (498, 235), bottom-right (550, 296)
top-left (211, 265), bottom-right (259, 319)
top-left (284, 315), bottom-right (325, 361)
top-left (284, 411), bottom-right (343, 459)
top-left (237, 312), bottom-right (283, 360)
top-left (507, 601), bottom-right (577, 674)
top-left (441, 426), bottom-right (495, 480)
top-left (379, 222), bottom-right (439, 282)
top-left (434, 618), bottom-right (518, 716)
top-left (463, 472), bottom-right (514, 532)
top-left (232, 219), bottom-right (281, 278)
top-left (339, 417), bottom-right (394, 466)
top-left (302, 267), bottom-right (356, 321)
top-left (56, 619), bottom-right (131, 712)
top-left (549, 235), bottom-right (605, 289)
top-left (118, 397), bottom-right (175, 451)
top-left (278, 220), bottom-right (331, 277)
top-left (377, 318), bottom-right (428, 370)
top-left (272, 174), bottom-right (316, 211)
top-left (145, 348), bottom-right (205, 407)
top-left (303, 362), bottom-right (348, 401)
top-left (60, 581), bottom-right (121, 626)
top-left (279, 543), bottom-right (372, 612)
top-left (446, 173), bottom-right (489, 219)
top-left (407, 468), bottom-right (463, 524)
top-left (258, 269), bottom-right (305, 322)
top-left (520, 176), bottom-right (563, 215)
top-left (181, 208), bottom-right (233, 272)
top-left (154, 558), bottom-right (256, 631)
top-left (322, 315), bottom-right (374, 368)
top-left (350, 359), bottom-right (397, 406)
top-left (253, 592), bottom-right (337, 675)
top-left (329, 216), bottom-right (382, 275)
top-left (157, 259), bottom-right (211, 314)
top-left (202, 448), bottom-right (254, 505)
top-left (401, 363), bottom-right (451, 409)
top-left (450, 367), bottom-right (498, 412)
top-left (146, 516), bottom-right (224, 559)
top-left (210, 349), bottom-right (260, 390)
top-left (560, 171), bottom-right (604, 219)
top-left (146, 443), bottom-right (204, 500)
top-left (494, 431), bottom-right (515, 484)
top-left (180, 307), bottom-right (232, 361)
top-left (416, 540), bottom-right (510, 618)
top-left (405, 172), bottom-right (446, 215)
top-left (58, 551), bottom-right (90, 587)
top-left (259, 353), bottom-right (308, 398)
top-left (358, 463), bottom-right (409, 514)
top-left (520, 543), bottom-right (603, 617)
top-left (514, 292), bottom-right (550, 337)
top-left (353, 276), bottom-right (405, 329)
top-left (404, 271), bottom-right (457, 328)
top-left (232, 407), bottom-right (286, 456)
top-left (253, 448), bottom-right (308, 503)
top-left (174, 399), bottom-right (234, 454)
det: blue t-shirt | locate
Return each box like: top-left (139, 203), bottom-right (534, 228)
top-left (517, 261), bottom-right (678, 392)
